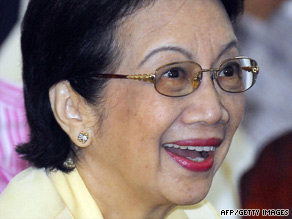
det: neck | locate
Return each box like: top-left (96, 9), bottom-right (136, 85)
top-left (76, 159), bottom-right (174, 219)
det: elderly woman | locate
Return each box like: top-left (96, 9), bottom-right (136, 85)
top-left (0, 0), bottom-right (259, 218)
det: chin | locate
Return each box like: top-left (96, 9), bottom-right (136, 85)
top-left (170, 192), bottom-right (209, 207)
top-left (164, 177), bottom-right (213, 206)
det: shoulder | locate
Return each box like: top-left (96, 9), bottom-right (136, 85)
top-left (0, 167), bottom-right (72, 219)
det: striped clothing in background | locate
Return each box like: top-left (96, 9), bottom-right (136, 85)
top-left (0, 79), bottom-right (28, 192)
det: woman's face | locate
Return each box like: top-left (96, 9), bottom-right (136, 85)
top-left (79, 0), bottom-right (244, 209)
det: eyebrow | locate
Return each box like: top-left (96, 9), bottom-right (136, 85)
top-left (216, 40), bottom-right (238, 62)
top-left (139, 40), bottom-right (238, 67)
top-left (139, 46), bottom-right (193, 67)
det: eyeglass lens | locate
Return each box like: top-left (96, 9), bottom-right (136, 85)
top-left (155, 58), bottom-right (257, 96)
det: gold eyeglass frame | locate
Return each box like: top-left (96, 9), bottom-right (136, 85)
top-left (91, 56), bottom-right (259, 96)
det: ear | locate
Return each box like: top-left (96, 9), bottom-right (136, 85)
top-left (49, 81), bottom-right (94, 147)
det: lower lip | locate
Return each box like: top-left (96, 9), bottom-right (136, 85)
top-left (165, 149), bottom-right (214, 172)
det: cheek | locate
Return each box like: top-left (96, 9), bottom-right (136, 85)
top-left (224, 93), bottom-right (245, 131)
top-left (115, 82), bottom-right (176, 132)
top-left (99, 83), bottom-right (183, 192)
top-left (233, 94), bottom-right (245, 126)
top-left (213, 94), bottom-right (245, 171)
top-left (220, 93), bottom-right (245, 147)
top-left (101, 81), bottom-right (177, 158)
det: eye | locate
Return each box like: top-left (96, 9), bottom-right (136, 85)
top-left (155, 62), bottom-right (199, 96)
top-left (161, 67), bottom-right (186, 78)
top-left (219, 62), bottom-right (241, 77)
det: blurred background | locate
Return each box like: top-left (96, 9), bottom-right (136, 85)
top-left (0, 0), bottom-right (292, 218)
top-left (0, 0), bottom-right (29, 192)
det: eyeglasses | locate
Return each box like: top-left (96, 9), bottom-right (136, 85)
top-left (92, 56), bottom-right (259, 97)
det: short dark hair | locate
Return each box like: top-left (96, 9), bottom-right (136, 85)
top-left (17, 0), bottom-right (244, 172)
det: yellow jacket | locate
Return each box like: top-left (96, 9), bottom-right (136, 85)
top-left (0, 167), bottom-right (220, 219)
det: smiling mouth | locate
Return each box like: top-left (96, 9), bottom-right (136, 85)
top-left (162, 138), bottom-right (222, 172)
top-left (163, 144), bottom-right (216, 162)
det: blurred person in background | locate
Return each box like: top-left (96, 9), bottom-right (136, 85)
top-left (241, 130), bottom-right (292, 216)
top-left (236, 0), bottom-right (292, 153)
top-left (235, 0), bottom-right (292, 213)
top-left (0, 0), bottom-right (29, 192)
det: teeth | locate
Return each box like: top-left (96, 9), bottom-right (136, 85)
top-left (163, 144), bottom-right (216, 152)
top-left (187, 157), bottom-right (205, 162)
top-left (196, 147), bottom-right (204, 152)
top-left (173, 144), bottom-right (180, 148)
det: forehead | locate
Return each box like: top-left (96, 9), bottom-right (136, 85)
top-left (118, 0), bottom-right (236, 66)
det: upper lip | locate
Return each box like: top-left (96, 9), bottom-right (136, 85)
top-left (163, 138), bottom-right (223, 147)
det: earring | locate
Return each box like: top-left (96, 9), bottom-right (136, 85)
top-left (77, 131), bottom-right (89, 144)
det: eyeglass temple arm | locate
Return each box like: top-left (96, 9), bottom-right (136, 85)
top-left (95, 74), bottom-right (155, 83)
top-left (242, 66), bottom-right (259, 74)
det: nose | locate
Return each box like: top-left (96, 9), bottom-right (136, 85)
top-left (180, 73), bottom-right (229, 125)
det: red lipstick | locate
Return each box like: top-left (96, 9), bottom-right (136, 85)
top-left (164, 138), bottom-right (222, 172)
top-left (171, 138), bottom-right (222, 147)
